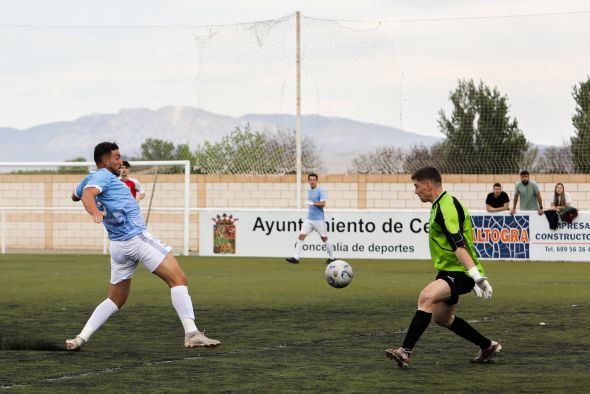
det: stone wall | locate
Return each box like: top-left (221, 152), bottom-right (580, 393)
top-left (1, 173), bottom-right (588, 253)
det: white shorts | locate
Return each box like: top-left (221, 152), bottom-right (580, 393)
top-left (109, 231), bottom-right (173, 284)
top-left (300, 219), bottom-right (328, 238)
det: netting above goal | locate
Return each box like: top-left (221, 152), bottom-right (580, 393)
top-left (191, 12), bottom-right (590, 174)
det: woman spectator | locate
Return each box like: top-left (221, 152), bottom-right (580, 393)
top-left (549, 183), bottom-right (571, 213)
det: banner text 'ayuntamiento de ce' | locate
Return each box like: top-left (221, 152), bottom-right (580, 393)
top-left (199, 210), bottom-right (590, 261)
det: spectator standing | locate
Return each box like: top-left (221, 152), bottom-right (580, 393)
top-left (510, 170), bottom-right (543, 216)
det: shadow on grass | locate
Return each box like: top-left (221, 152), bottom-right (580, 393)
top-left (0, 335), bottom-right (67, 351)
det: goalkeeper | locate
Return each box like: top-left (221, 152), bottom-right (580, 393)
top-left (386, 166), bottom-right (501, 368)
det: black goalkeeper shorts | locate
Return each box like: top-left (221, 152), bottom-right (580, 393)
top-left (436, 270), bottom-right (475, 305)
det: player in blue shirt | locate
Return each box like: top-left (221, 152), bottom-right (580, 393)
top-left (65, 142), bottom-right (220, 350)
top-left (285, 173), bottom-right (336, 264)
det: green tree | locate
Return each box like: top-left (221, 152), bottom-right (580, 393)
top-left (438, 79), bottom-right (527, 173)
top-left (141, 138), bottom-right (175, 161)
top-left (137, 138), bottom-right (196, 173)
top-left (174, 143), bottom-right (197, 170)
top-left (194, 126), bottom-right (272, 174)
top-left (570, 77), bottom-right (590, 172)
top-left (58, 157), bottom-right (88, 173)
top-left (194, 125), bottom-right (321, 174)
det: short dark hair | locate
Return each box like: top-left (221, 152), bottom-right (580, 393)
top-left (493, 182), bottom-right (502, 188)
top-left (94, 142), bottom-right (119, 165)
top-left (122, 160), bottom-right (131, 168)
top-left (308, 173), bottom-right (318, 180)
top-left (411, 166), bottom-right (441, 184)
top-left (519, 170), bottom-right (529, 176)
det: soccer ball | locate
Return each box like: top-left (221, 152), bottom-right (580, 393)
top-left (325, 260), bottom-right (353, 288)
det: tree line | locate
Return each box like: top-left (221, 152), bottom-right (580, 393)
top-left (353, 77), bottom-right (590, 174)
top-left (64, 77), bottom-right (590, 174)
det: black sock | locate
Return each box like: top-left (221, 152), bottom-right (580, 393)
top-left (449, 316), bottom-right (491, 349)
top-left (401, 310), bottom-right (432, 350)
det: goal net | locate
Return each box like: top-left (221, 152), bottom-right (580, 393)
top-left (0, 161), bottom-right (191, 255)
top-left (191, 12), bottom-right (590, 174)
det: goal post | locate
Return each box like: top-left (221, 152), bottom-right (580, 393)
top-left (0, 160), bottom-right (191, 256)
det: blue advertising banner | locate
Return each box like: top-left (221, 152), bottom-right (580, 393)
top-left (471, 215), bottom-right (530, 259)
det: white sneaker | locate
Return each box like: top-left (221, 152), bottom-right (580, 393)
top-left (184, 331), bottom-right (220, 348)
top-left (472, 341), bottom-right (502, 363)
top-left (386, 347), bottom-right (412, 368)
top-left (65, 336), bottom-right (86, 350)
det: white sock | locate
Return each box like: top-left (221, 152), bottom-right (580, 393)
top-left (79, 298), bottom-right (119, 342)
top-left (325, 241), bottom-right (335, 259)
top-left (171, 285), bottom-right (198, 334)
top-left (295, 240), bottom-right (304, 259)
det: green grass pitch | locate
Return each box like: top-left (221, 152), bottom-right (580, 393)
top-left (1, 254), bottom-right (589, 392)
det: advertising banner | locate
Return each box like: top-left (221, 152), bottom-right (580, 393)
top-left (199, 209), bottom-right (590, 261)
top-left (529, 212), bottom-right (590, 261)
top-left (471, 214), bottom-right (530, 259)
top-left (473, 212), bottom-right (590, 261)
top-left (200, 210), bottom-right (431, 259)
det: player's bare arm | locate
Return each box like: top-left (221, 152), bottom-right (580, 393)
top-left (490, 202), bottom-right (510, 212)
top-left (536, 192), bottom-right (544, 215)
top-left (510, 194), bottom-right (519, 215)
top-left (486, 204), bottom-right (504, 213)
top-left (81, 187), bottom-right (105, 223)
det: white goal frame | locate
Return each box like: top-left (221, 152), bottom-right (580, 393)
top-left (0, 160), bottom-right (191, 255)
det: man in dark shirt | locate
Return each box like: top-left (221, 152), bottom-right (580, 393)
top-left (485, 183), bottom-right (510, 213)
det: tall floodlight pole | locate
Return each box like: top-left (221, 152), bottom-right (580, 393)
top-left (295, 11), bottom-right (302, 209)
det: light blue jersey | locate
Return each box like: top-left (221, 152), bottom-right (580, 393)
top-left (75, 168), bottom-right (147, 241)
top-left (307, 187), bottom-right (326, 221)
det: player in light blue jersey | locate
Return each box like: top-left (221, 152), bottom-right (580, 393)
top-left (73, 166), bottom-right (146, 241)
top-left (285, 173), bottom-right (335, 264)
top-left (66, 142), bottom-right (220, 350)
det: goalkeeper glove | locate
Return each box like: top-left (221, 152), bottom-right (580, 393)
top-left (473, 278), bottom-right (493, 300)
top-left (305, 201), bottom-right (314, 206)
top-left (468, 266), bottom-right (493, 300)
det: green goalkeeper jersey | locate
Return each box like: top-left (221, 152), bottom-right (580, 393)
top-left (429, 191), bottom-right (485, 276)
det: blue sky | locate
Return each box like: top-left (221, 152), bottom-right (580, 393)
top-left (1, 0), bottom-right (589, 144)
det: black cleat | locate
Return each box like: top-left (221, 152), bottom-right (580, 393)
top-left (285, 257), bottom-right (300, 264)
top-left (326, 258), bottom-right (336, 264)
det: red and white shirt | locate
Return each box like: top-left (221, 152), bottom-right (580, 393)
top-left (119, 177), bottom-right (144, 199)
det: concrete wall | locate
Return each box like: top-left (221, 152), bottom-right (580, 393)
top-left (1, 173), bottom-right (588, 253)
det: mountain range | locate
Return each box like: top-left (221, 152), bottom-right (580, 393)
top-left (1, 106), bottom-right (441, 172)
